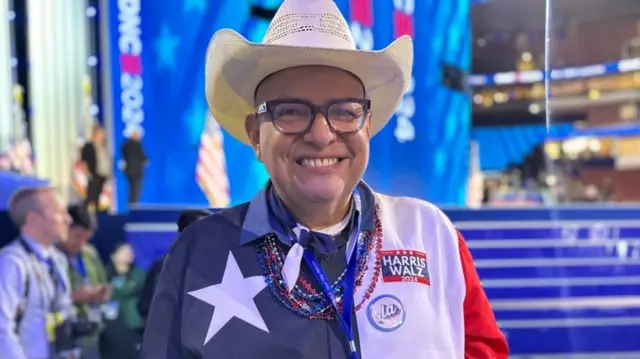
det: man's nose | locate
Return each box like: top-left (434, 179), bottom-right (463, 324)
top-left (303, 113), bottom-right (336, 147)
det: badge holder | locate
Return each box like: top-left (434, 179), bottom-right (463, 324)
top-left (101, 301), bottom-right (120, 320)
top-left (111, 276), bottom-right (126, 289)
top-left (45, 312), bottom-right (63, 343)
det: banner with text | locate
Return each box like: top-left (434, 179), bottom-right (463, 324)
top-left (105, 0), bottom-right (470, 212)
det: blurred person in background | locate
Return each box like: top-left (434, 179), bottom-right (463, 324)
top-left (99, 242), bottom-right (145, 359)
top-left (137, 209), bottom-right (212, 322)
top-left (583, 184), bottom-right (601, 202)
top-left (120, 130), bottom-right (148, 206)
top-left (0, 187), bottom-right (77, 359)
top-left (81, 127), bottom-right (110, 211)
top-left (59, 205), bottom-right (110, 359)
top-left (141, 0), bottom-right (508, 358)
top-left (600, 177), bottom-right (613, 201)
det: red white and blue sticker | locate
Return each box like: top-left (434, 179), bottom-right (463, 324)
top-left (380, 249), bottom-right (431, 286)
top-left (367, 294), bottom-right (406, 332)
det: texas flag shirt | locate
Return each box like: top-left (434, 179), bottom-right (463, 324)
top-left (140, 182), bottom-right (509, 359)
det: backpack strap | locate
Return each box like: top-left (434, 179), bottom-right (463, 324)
top-left (14, 253), bottom-right (31, 333)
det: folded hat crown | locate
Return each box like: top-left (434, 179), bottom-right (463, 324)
top-left (262, 0), bottom-right (356, 50)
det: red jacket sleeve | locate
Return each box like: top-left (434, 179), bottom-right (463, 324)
top-left (457, 230), bottom-right (509, 359)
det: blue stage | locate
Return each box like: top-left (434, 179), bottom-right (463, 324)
top-left (125, 206), bottom-right (640, 357)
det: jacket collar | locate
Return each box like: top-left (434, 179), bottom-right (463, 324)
top-left (239, 180), bottom-right (376, 246)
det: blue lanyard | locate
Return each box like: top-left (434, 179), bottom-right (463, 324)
top-left (19, 239), bottom-right (67, 293)
top-left (302, 225), bottom-right (360, 359)
top-left (289, 190), bottom-right (362, 359)
top-left (73, 254), bottom-right (88, 280)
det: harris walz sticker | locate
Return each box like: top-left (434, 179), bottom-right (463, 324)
top-left (380, 250), bottom-right (430, 285)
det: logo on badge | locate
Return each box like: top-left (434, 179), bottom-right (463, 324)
top-left (380, 249), bottom-right (431, 286)
top-left (367, 295), bottom-right (405, 332)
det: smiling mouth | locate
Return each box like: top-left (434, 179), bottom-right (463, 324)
top-left (296, 157), bottom-right (345, 167)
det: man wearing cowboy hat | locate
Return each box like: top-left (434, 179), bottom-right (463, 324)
top-left (140, 0), bottom-right (508, 358)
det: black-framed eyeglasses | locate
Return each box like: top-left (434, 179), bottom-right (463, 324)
top-left (256, 97), bottom-right (371, 135)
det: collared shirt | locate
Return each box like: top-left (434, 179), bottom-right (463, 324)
top-left (23, 237), bottom-right (53, 260)
top-left (238, 182), bottom-right (377, 247)
top-left (0, 237), bottom-right (75, 359)
top-left (140, 181), bottom-right (508, 359)
top-left (64, 244), bottom-right (108, 348)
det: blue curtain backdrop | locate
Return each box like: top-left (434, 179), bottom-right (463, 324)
top-left (106, 0), bottom-right (470, 213)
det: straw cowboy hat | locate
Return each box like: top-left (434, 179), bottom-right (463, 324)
top-left (204, 0), bottom-right (414, 145)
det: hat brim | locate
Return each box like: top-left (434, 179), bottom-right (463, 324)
top-left (205, 29), bottom-right (414, 145)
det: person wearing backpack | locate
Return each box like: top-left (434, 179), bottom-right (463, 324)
top-left (0, 187), bottom-right (78, 359)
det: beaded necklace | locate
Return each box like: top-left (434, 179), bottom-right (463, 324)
top-left (256, 202), bottom-right (384, 320)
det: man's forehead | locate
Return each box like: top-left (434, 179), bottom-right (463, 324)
top-left (255, 65), bottom-right (364, 100)
top-left (47, 194), bottom-right (67, 210)
top-left (37, 189), bottom-right (58, 202)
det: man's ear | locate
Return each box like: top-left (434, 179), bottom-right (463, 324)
top-left (245, 113), bottom-right (261, 160)
top-left (363, 112), bottom-right (373, 138)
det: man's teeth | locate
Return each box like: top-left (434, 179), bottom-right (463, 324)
top-left (300, 158), bottom-right (340, 167)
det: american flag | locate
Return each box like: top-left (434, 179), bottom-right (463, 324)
top-left (196, 113), bottom-right (230, 208)
top-left (71, 138), bottom-right (114, 211)
top-left (0, 139), bottom-right (35, 176)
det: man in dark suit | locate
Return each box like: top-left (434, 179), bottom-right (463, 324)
top-left (137, 209), bottom-right (212, 322)
top-left (121, 130), bottom-right (148, 205)
top-left (81, 126), bottom-right (110, 210)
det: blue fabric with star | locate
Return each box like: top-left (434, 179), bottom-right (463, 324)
top-left (139, 182), bottom-right (379, 358)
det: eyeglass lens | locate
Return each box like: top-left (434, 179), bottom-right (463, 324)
top-left (271, 100), bottom-right (366, 134)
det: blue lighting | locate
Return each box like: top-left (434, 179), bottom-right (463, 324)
top-left (105, 0), bottom-right (471, 211)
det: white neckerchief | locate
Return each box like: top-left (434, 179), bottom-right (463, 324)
top-left (282, 204), bottom-right (353, 292)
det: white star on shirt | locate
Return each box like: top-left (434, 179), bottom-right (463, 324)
top-left (188, 252), bottom-right (269, 344)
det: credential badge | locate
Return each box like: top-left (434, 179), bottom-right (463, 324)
top-left (367, 294), bottom-right (405, 332)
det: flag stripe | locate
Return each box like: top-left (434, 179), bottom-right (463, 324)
top-left (196, 115), bottom-right (230, 208)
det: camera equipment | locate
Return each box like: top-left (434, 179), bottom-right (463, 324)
top-left (71, 318), bottom-right (100, 337)
top-left (53, 318), bottom-right (99, 354)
